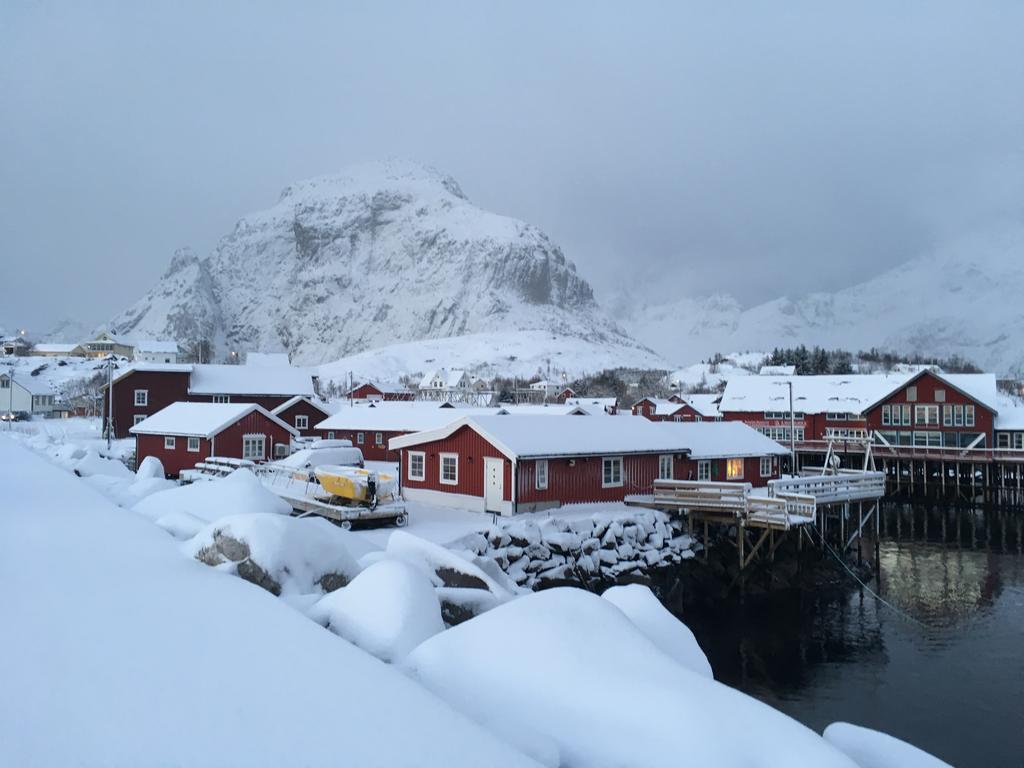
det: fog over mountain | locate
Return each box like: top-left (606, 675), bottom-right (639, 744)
top-left (3, 2), bottom-right (1023, 366)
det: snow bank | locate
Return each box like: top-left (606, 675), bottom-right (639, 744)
top-left (72, 449), bottom-right (134, 478)
top-left (0, 437), bottom-right (538, 767)
top-left (133, 468), bottom-right (291, 525)
top-left (406, 588), bottom-right (858, 768)
top-left (135, 454), bottom-right (166, 479)
top-left (823, 723), bottom-right (953, 768)
top-left (602, 584), bottom-right (713, 679)
top-left (187, 513), bottom-right (363, 596)
top-left (312, 559), bottom-right (444, 662)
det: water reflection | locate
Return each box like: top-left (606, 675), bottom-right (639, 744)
top-left (680, 501), bottom-right (1024, 768)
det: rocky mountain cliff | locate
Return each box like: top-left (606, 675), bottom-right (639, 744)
top-left (110, 161), bottom-right (657, 367)
top-left (621, 227), bottom-right (1024, 375)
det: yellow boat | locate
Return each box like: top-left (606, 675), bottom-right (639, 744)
top-left (314, 465), bottom-right (398, 504)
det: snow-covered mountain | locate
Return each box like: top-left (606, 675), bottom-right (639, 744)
top-left (111, 160), bottom-right (658, 370)
top-left (622, 228), bottom-right (1024, 376)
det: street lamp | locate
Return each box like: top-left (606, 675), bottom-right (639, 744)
top-left (774, 380), bottom-right (797, 476)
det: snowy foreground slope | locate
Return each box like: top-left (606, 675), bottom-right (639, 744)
top-left (109, 159), bottom-right (651, 367)
top-left (1, 432), bottom-right (951, 767)
top-left (623, 227), bottom-right (1024, 375)
top-left (0, 438), bottom-right (537, 767)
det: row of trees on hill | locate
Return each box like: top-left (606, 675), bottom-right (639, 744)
top-left (764, 346), bottom-right (981, 375)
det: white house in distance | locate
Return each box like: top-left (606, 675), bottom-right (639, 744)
top-left (419, 368), bottom-right (475, 402)
top-left (528, 379), bottom-right (563, 399)
top-left (1, 371), bottom-right (58, 416)
top-left (133, 340), bottom-right (180, 364)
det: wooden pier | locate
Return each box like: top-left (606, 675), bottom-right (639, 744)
top-left (626, 460), bottom-right (885, 570)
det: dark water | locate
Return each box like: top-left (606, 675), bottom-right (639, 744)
top-left (682, 502), bottom-right (1024, 768)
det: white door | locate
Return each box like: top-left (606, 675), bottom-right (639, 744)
top-left (484, 457), bottom-right (505, 513)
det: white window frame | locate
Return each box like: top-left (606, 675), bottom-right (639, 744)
top-left (439, 453), bottom-right (459, 485)
top-left (356, 431), bottom-right (365, 445)
top-left (658, 454), bottom-right (673, 481)
top-left (212, 394), bottom-right (231, 404)
top-left (602, 456), bottom-right (623, 488)
top-left (407, 451), bottom-right (425, 482)
top-left (133, 414), bottom-right (146, 426)
top-left (997, 433), bottom-right (1010, 449)
top-left (726, 457), bottom-right (744, 480)
top-left (295, 414), bottom-right (309, 430)
top-left (535, 459), bottom-right (549, 490)
top-left (760, 456), bottom-right (772, 478)
top-left (375, 432), bottom-right (383, 445)
top-left (965, 405), bottom-right (975, 427)
top-left (187, 436), bottom-right (201, 453)
top-left (163, 436), bottom-right (176, 450)
top-left (242, 434), bottom-right (266, 461)
top-left (697, 460), bottom-right (711, 481)
top-left (134, 389), bottom-right (148, 406)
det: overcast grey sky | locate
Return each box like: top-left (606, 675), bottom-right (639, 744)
top-left (2, 1), bottom-right (1023, 335)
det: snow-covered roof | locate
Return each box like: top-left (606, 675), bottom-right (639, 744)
top-left (349, 380), bottom-right (411, 395)
top-left (680, 394), bottom-right (722, 418)
top-left (130, 402), bottom-right (298, 438)
top-left (316, 402), bottom-right (500, 433)
top-left (492, 404), bottom-right (589, 416)
top-left (720, 373), bottom-right (914, 415)
top-left (721, 371), bottom-right (1000, 415)
top-left (565, 397), bottom-right (617, 409)
top-left (32, 343), bottom-right (82, 354)
top-left (188, 364), bottom-right (315, 397)
top-left (270, 395), bottom-right (332, 417)
top-left (391, 415), bottom-right (788, 459)
top-left (1, 373), bottom-right (53, 395)
top-left (759, 365), bottom-right (796, 376)
top-left (106, 363), bottom-right (195, 387)
top-left (245, 352), bottom-right (290, 367)
top-left (132, 339), bottom-right (179, 354)
top-left (994, 394), bottom-right (1024, 431)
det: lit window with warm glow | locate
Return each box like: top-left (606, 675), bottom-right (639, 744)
top-left (726, 458), bottom-right (744, 480)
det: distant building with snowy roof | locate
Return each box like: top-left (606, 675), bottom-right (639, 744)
top-left (1, 371), bottom-right (58, 416)
top-left (758, 365), bottom-right (797, 376)
top-left (132, 340), bottom-right (180, 364)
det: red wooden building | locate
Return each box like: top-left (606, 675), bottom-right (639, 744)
top-left (271, 396), bottom-right (333, 438)
top-left (130, 402), bottom-right (298, 477)
top-left (314, 402), bottom-right (493, 461)
top-left (390, 415), bottom-right (787, 515)
top-left (103, 363), bottom-right (317, 439)
top-left (102, 365), bottom-right (193, 439)
top-left (718, 370), bottom-right (1000, 450)
top-left (346, 381), bottom-right (416, 402)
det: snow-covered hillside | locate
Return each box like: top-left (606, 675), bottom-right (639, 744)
top-left (318, 330), bottom-right (669, 386)
top-left (110, 160), bottom-right (650, 367)
top-left (623, 228), bottom-right (1024, 376)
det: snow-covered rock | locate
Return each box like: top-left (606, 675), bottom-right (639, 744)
top-left (72, 450), bottom-right (134, 479)
top-left (405, 588), bottom-right (858, 768)
top-left (133, 468), bottom-right (291, 525)
top-left (386, 530), bottom-right (516, 599)
top-left (312, 559), bottom-right (444, 662)
top-left (135, 455), bottom-right (166, 479)
top-left (187, 513), bottom-right (364, 596)
top-left (602, 584), bottom-right (713, 679)
top-left (109, 159), bottom-right (660, 370)
top-left (823, 723), bottom-right (953, 768)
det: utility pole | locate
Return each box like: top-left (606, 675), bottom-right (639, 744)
top-left (788, 380), bottom-right (796, 476)
top-left (106, 355), bottom-right (114, 450)
top-left (5, 363), bottom-right (14, 430)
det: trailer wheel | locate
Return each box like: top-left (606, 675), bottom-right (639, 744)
top-left (339, 520), bottom-right (353, 531)
top-left (394, 514), bottom-right (408, 528)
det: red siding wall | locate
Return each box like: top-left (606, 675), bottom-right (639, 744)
top-left (399, 425), bottom-right (781, 511)
top-left (322, 429), bottom-right (407, 461)
top-left (863, 371), bottom-right (994, 444)
top-left (275, 399), bottom-right (331, 437)
top-left (135, 433), bottom-right (212, 477)
top-left (399, 426), bottom-right (512, 500)
top-left (189, 394), bottom-right (291, 411)
top-left (213, 411), bottom-right (294, 463)
top-left (105, 371), bottom-right (191, 438)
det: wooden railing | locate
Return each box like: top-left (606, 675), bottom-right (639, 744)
top-left (792, 439), bottom-right (1024, 463)
top-left (769, 471), bottom-right (885, 504)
